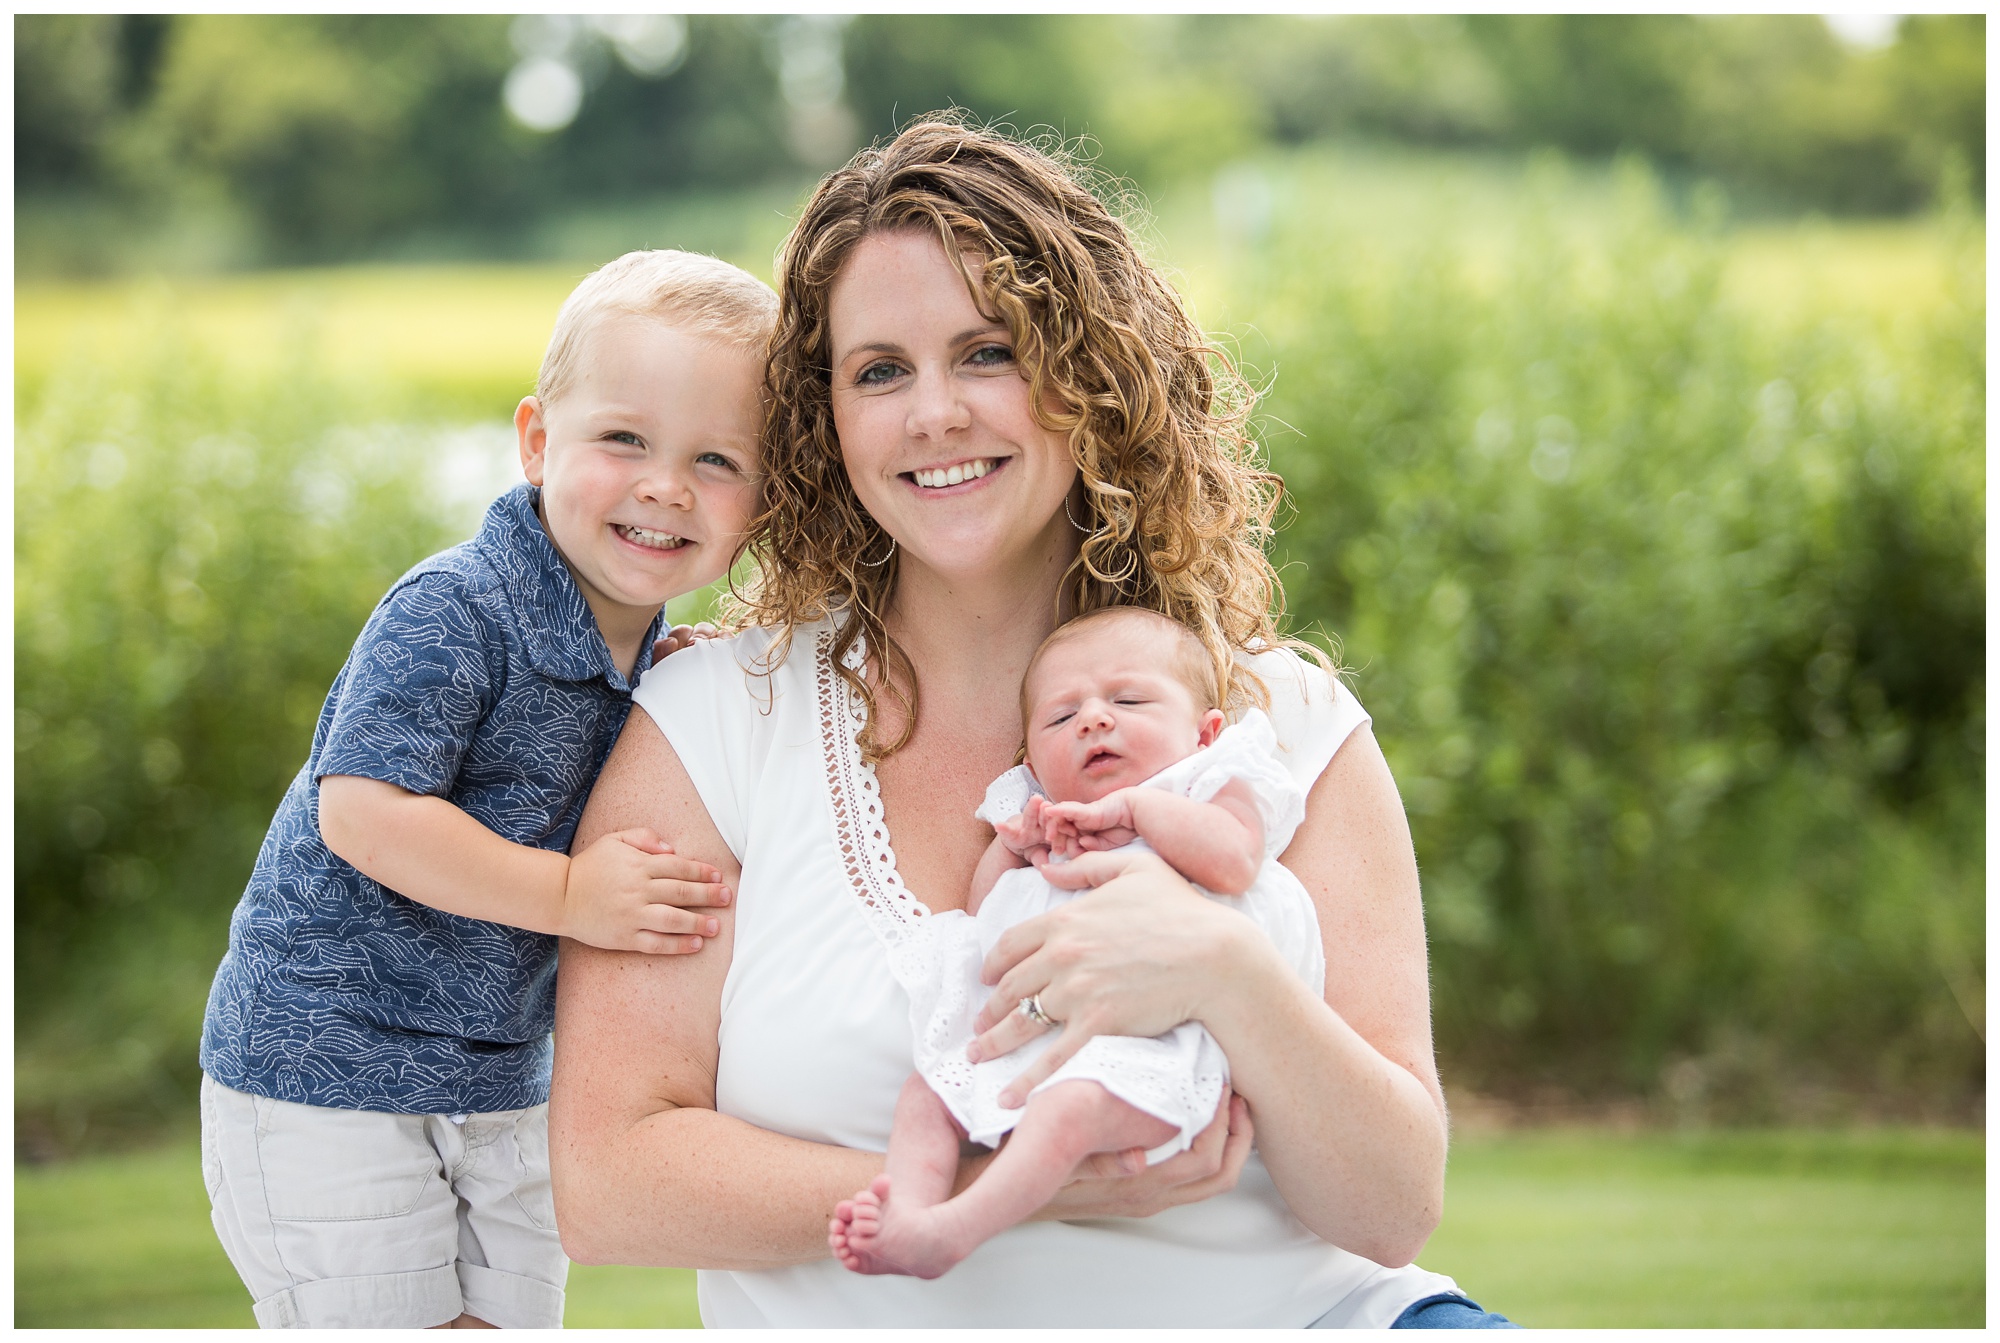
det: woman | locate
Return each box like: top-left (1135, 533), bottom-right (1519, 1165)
top-left (550, 118), bottom-right (1509, 1327)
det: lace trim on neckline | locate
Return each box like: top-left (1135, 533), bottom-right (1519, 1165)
top-left (815, 628), bottom-right (931, 945)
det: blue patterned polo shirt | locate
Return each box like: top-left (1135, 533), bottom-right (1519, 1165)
top-left (199, 483), bottom-right (663, 1114)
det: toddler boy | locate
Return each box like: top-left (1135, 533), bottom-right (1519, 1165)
top-left (198, 250), bottom-right (774, 1328)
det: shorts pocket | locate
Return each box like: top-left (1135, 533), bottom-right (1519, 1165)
top-left (510, 1107), bottom-right (559, 1233)
top-left (255, 1098), bottom-right (441, 1222)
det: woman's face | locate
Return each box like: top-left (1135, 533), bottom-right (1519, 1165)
top-left (826, 228), bottom-right (1077, 586)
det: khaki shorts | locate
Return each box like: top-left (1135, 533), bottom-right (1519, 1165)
top-left (200, 1074), bottom-right (568, 1328)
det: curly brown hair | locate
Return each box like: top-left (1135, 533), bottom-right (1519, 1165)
top-left (730, 113), bottom-right (1317, 761)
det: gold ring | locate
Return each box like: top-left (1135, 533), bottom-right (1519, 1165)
top-left (1019, 993), bottom-right (1058, 1029)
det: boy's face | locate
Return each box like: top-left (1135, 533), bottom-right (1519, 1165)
top-left (516, 317), bottom-right (764, 647)
top-left (1023, 620), bottom-right (1224, 805)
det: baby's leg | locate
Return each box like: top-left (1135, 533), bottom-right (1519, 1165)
top-left (942, 1081), bottom-right (1176, 1245)
top-left (829, 1073), bottom-right (964, 1275)
top-left (835, 1079), bottom-right (1176, 1279)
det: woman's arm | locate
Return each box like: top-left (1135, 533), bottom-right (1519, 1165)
top-left (549, 712), bottom-right (882, 1268)
top-left (970, 725), bottom-right (1447, 1267)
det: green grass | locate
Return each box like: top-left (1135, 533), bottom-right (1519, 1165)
top-left (14, 1127), bottom-right (1982, 1327)
top-left (11, 1137), bottom-right (702, 1328)
top-left (1421, 1128), bottom-right (1985, 1327)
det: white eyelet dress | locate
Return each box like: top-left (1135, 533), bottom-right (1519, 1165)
top-left (631, 618), bottom-right (1461, 1327)
top-left (908, 709), bottom-right (1327, 1164)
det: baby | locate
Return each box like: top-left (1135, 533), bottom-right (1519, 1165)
top-left (829, 606), bottom-right (1326, 1279)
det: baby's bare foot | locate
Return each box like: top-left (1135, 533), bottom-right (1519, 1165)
top-left (828, 1193), bottom-right (871, 1273)
top-left (831, 1174), bottom-right (970, 1279)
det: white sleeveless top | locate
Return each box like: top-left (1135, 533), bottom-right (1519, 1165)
top-left (632, 618), bottom-right (1459, 1327)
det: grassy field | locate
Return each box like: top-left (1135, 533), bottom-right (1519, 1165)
top-left (14, 1126), bottom-right (1982, 1328)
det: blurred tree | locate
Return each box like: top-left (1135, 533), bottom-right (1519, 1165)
top-left (843, 15), bottom-right (1098, 146)
top-left (11, 15), bottom-right (1989, 269)
top-left (1466, 15), bottom-right (1704, 158)
top-left (843, 15), bottom-right (1264, 189)
top-left (1886, 15), bottom-right (1987, 196)
top-left (548, 16), bottom-right (790, 193)
top-left (15, 15), bottom-right (123, 190)
top-left (134, 16), bottom-right (521, 260)
top-left (1682, 16), bottom-right (1928, 214)
top-left (1229, 15), bottom-right (1510, 146)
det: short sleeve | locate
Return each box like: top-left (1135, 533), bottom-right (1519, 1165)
top-left (1163, 711), bottom-right (1308, 857)
top-left (974, 765), bottom-right (1042, 827)
top-left (631, 629), bottom-right (779, 862)
top-left (1237, 646), bottom-right (1371, 795)
top-left (317, 575), bottom-right (502, 797)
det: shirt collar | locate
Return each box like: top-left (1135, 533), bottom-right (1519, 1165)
top-left (475, 483), bottom-right (662, 691)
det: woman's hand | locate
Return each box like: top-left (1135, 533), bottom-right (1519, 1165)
top-left (966, 848), bottom-right (1270, 1106)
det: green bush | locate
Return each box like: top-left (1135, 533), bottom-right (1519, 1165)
top-left (14, 319), bottom-right (460, 1151)
top-left (1250, 162), bottom-right (1983, 1115)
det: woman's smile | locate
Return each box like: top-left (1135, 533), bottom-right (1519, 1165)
top-left (904, 456), bottom-right (1005, 492)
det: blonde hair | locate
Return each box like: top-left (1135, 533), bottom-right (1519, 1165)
top-left (733, 115), bottom-right (1322, 761)
top-left (1021, 606), bottom-right (1223, 727)
top-left (536, 249), bottom-right (778, 404)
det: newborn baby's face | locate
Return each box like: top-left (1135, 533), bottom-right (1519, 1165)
top-left (1023, 624), bottom-right (1209, 804)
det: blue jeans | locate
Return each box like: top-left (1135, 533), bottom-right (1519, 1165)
top-left (1389, 1294), bottom-right (1519, 1329)
top-left (1312, 1293), bottom-right (1519, 1329)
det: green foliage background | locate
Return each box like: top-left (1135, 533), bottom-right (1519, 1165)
top-left (15, 15), bottom-right (1986, 273)
top-left (12, 15), bottom-right (1986, 1153)
top-left (1242, 163), bottom-right (1983, 1114)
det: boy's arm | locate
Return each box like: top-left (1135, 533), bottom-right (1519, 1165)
top-left (1052, 782), bottom-right (1266, 895)
top-left (319, 775), bottom-right (730, 952)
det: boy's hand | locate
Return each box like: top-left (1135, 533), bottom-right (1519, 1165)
top-left (651, 621), bottom-right (719, 664)
top-left (561, 828), bottom-right (732, 954)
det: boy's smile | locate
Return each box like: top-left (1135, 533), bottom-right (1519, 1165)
top-left (515, 316), bottom-right (764, 671)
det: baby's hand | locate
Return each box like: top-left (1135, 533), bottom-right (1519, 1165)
top-left (1042, 793), bottom-right (1140, 858)
top-left (561, 828), bottom-right (732, 954)
top-left (995, 799), bottom-right (1052, 867)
